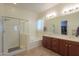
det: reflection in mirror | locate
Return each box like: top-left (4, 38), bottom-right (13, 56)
top-left (76, 26), bottom-right (79, 37)
top-left (52, 24), bottom-right (56, 34)
top-left (61, 20), bottom-right (67, 35)
top-left (44, 26), bottom-right (47, 32)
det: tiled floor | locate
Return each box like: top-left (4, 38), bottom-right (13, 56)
top-left (16, 46), bottom-right (60, 56)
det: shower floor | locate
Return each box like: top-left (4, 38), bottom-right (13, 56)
top-left (8, 46), bottom-right (20, 53)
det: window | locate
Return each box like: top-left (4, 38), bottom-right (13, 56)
top-left (36, 20), bottom-right (44, 31)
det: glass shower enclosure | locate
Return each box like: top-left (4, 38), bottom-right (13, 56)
top-left (0, 16), bottom-right (28, 55)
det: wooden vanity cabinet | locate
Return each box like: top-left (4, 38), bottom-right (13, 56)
top-left (42, 36), bottom-right (47, 48)
top-left (59, 39), bottom-right (68, 56)
top-left (59, 40), bottom-right (79, 56)
top-left (42, 36), bottom-right (79, 56)
top-left (46, 37), bottom-right (52, 50)
top-left (42, 36), bottom-right (52, 50)
top-left (67, 41), bottom-right (79, 56)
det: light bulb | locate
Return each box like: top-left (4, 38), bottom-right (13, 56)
top-left (13, 3), bottom-right (16, 4)
top-left (46, 12), bottom-right (57, 18)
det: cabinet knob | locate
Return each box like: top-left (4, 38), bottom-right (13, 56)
top-left (69, 45), bottom-right (72, 47)
top-left (65, 44), bottom-right (68, 46)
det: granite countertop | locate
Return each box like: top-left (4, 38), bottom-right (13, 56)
top-left (43, 32), bottom-right (79, 42)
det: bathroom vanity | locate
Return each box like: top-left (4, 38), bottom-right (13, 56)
top-left (42, 33), bottom-right (79, 56)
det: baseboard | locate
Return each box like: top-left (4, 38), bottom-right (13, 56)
top-left (26, 40), bottom-right (42, 50)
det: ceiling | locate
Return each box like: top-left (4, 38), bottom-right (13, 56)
top-left (4, 3), bottom-right (58, 13)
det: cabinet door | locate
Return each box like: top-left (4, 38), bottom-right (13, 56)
top-left (59, 39), bottom-right (68, 56)
top-left (42, 36), bottom-right (52, 49)
top-left (46, 37), bottom-right (52, 49)
top-left (51, 38), bottom-right (59, 52)
top-left (42, 36), bottom-right (47, 48)
top-left (68, 41), bottom-right (79, 56)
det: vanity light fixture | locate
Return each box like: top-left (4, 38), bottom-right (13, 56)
top-left (13, 3), bottom-right (16, 4)
top-left (46, 12), bottom-right (57, 18)
top-left (76, 7), bottom-right (79, 10)
top-left (62, 4), bottom-right (79, 15)
top-left (64, 11), bottom-right (66, 13)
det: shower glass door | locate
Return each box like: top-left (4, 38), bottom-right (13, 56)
top-left (19, 20), bottom-right (28, 49)
top-left (0, 17), bottom-right (3, 55)
top-left (3, 17), bottom-right (20, 54)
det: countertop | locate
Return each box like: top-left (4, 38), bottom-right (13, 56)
top-left (43, 32), bottom-right (79, 42)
